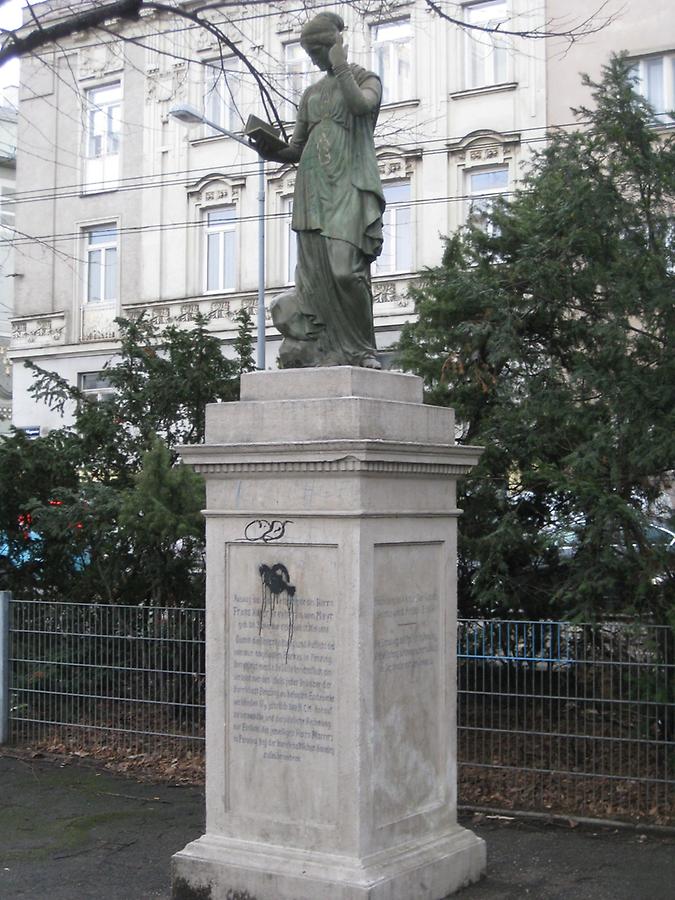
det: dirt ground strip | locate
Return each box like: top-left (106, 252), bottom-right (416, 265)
top-left (1, 751), bottom-right (674, 900)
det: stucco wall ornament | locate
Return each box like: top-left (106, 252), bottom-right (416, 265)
top-left (78, 42), bottom-right (124, 80)
top-left (11, 317), bottom-right (66, 348)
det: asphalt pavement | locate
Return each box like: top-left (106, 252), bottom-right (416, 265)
top-left (1, 753), bottom-right (673, 900)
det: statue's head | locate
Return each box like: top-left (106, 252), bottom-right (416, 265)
top-left (300, 12), bottom-right (344, 70)
top-left (300, 12), bottom-right (345, 48)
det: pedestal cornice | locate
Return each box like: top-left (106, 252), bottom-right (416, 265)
top-left (180, 440), bottom-right (483, 477)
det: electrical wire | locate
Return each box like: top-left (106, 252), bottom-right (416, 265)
top-left (5, 0), bottom-right (351, 168)
top-left (5, 0), bottom-right (609, 174)
top-left (12, 1), bottom-right (380, 62)
top-left (2, 4), bottom-right (657, 253)
top-left (10, 0), bottom-right (602, 63)
top-left (2, 182), bottom-right (602, 249)
top-left (7, 117), bottom-right (593, 206)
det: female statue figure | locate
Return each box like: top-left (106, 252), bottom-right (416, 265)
top-left (250, 12), bottom-right (385, 369)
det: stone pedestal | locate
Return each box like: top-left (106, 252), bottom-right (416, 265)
top-left (173, 368), bottom-right (486, 900)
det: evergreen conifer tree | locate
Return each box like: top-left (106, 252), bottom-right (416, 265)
top-left (233, 307), bottom-right (257, 376)
top-left (1, 314), bottom-right (240, 603)
top-left (399, 56), bottom-right (675, 622)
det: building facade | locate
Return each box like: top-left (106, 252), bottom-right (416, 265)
top-left (8, 0), bottom-right (672, 432)
top-left (546, 0), bottom-right (674, 130)
top-left (0, 102), bottom-right (16, 432)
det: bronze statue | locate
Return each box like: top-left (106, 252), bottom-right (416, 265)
top-left (250, 12), bottom-right (385, 369)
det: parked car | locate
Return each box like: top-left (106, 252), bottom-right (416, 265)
top-left (549, 519), bottom-right (675, 559)
top-left (644, 522), bottom-right (675, 550)
top-left (0, 529), bottom-right (40, 589)
top-left (0, 526), bottom-right (90, 590)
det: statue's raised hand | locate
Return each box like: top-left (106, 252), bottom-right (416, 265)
top-left (249, 132), bottom-right (284, 161)
top-left (328, 32), bottom-right (348, 69)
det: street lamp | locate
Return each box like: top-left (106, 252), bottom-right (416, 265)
top-left (169, 103), bottom-right (266, 370)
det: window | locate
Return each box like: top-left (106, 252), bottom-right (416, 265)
top-left (78, 372), bottom-right (115, 403)
top-left (0, 185), bottom-right (15, 227)
top-left (466, 167), bottom-right (508, 233)
top-left (371, 20), bottom-right (411, 104)
top-left (374, 181), bottom-right (412, 275)
top-left (85, 224), bottom-right (118, 303)
top-left (284, 42), bottom-right (313, 119)
top-left (283, 197), bottom-right (297, 284)
top-left (465, 1), bottom-right (509, 89)
top-left (83, 82), bottom-right (121, 191)
top-left (203, 59), bottom-right (241, 134)
top-left (86, 83), bottom-right (121, 158)
top-left (204, 207), bottom-right (236, 292)
top-left (632, 54), bottom-right (675, 124)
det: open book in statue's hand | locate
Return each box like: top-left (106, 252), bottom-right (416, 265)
top-left (245, 115), bottom-right (289, 154)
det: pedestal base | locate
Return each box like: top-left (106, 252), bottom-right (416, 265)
top-left (172, 827), bottom-right (485, 900)
top-left (174, 369), bottom-right (486, 900)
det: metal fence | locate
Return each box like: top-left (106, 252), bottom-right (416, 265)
top-left (3, 596), bottom-right (204, 766)
top-left (1, 597), bottom-right (673, 825)
top-left (457, 619), bottom-right (674, 826)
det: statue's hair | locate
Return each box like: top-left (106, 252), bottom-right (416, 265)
top-left (301, 12), bottom-right (345, 45)
top-left (317, 12), bottom-right (345, 31)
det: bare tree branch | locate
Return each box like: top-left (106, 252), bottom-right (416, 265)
top-left (143, 2), bottom-right (289, 136)
top-left (1, 0), bottom-right (291, 138)
top-left (0, 0), bottom-right (143, 65)
top-left (0, 0), bottom-right (618, 141)
top-left (423, 0), bottom-right (615, 44)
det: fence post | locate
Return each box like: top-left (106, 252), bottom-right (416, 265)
top-left (0, 591), bottom-right (10, 744)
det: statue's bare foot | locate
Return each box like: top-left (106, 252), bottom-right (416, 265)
top-left (361, 355), bottom-right (381, 370)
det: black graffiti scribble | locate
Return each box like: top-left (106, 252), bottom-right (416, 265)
top-left (259, 563), bottom-right (296, 663)
top-left (244, 519), bottom-right (293, 543)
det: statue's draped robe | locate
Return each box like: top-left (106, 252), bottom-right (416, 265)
top-left (271, 65), bottom-right (386, 367)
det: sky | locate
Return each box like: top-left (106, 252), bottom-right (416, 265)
top-left (0, 0), bottom-right (22, 104)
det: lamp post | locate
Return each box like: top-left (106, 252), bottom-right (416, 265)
top-left (169, 103), bottom-right (266, 370)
